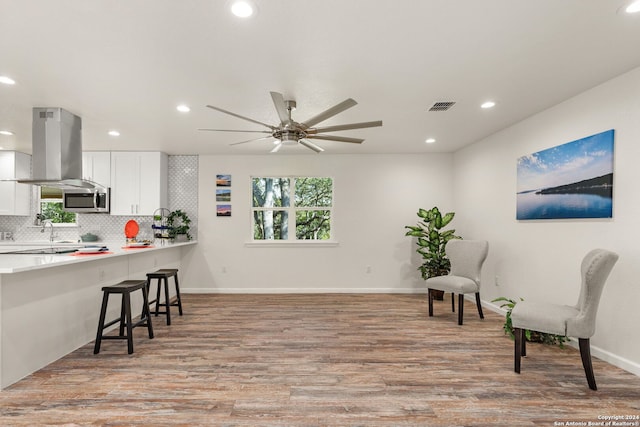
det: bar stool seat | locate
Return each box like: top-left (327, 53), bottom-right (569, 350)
top-left (146, 269), bottom-right (183, 325)
top-left (94, 280), bottom-right (154, 354)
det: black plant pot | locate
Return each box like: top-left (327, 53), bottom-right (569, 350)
top-left (427, 269), bottom-right (449, 301)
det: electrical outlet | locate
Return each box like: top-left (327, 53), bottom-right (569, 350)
top-left (221, 266), bottom-right (227, 273)
top-left (495, 275), bottom-right (500, 286)
top-left (366, 265), bottom-right (372, 274)
top-left (98, 269), bottom-right (106, 281)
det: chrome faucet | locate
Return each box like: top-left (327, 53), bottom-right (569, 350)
top-left (41, 220), bottom-right (55, 243)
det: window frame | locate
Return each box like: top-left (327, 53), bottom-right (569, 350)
top-left (38, 187), bottom-right (78, 227)
top-left (249, 176), bottom-right (336, 245)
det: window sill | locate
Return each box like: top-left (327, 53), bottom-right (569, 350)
top-left (245, 240), bottom-right (339, 248)
top-left (27, 224), bottom-right (79, 228)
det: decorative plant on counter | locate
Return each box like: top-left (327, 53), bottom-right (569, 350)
top-left (492, 297), bottom-right (567, 347)
top-left (404, 206), bottom-right (461, 299)
top-left (167, 209), bottom-right (192, 241)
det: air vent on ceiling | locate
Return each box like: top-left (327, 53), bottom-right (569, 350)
top-left (428, 101), bottom-right (456, 112)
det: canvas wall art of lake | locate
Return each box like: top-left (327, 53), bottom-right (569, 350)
top-left (516, 130), bottom-right (614, 220)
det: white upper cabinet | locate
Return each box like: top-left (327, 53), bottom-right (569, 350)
top-left (0, 151), bottom-right (31, 216)
top-left (82, 151), bottom-right (111, 188)
top-left (110, 151), bottom-right (168, 216)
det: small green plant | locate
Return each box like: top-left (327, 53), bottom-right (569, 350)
top-left (167, 209), bottom-right (192, 240)
top-left (492, 297), bottom-right (567, 348)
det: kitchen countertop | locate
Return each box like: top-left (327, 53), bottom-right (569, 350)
top-left (0, 240), bottom-right (197, 274)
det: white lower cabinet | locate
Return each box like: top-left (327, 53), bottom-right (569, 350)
top-left (0, 151), bottom-right (31, 216)
top-left (110, 151), bottom-right (168, 216)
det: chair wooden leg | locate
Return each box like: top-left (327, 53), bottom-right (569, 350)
top-left (457, 294), bottom-right (464, 325)
top-left (123, 292), bottom-right (134, 355)
top-left (141, 285), bottom-right (154, 339)
top-left (93, 292), bottom-right (110, 354)
top-left (579, 338), bottom-right (597, 390)
top-left (475, 292), bottom-right (484, 319)
top-left (163, 277), bottom-right (172, 326)
top-left (173, 273), bottom-right (183, 315)
top-left (427, 289), bottom-right (434, 317)
top-left (514, 327), bottom-right (523, 373)
top-left (451, 293), bottom-right (455, 312)
top-left (154, 279), bottom-right (161, 317)
top-left (118, 295), bottom-right (126, 336)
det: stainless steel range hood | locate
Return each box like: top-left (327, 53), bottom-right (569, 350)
top-left (18, 107), bottom-right (97, 189)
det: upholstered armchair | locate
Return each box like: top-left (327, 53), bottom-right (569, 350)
top-left (424, 240), bottom-right (489, 325)
top-left (511, 248), bottom-right (619, 390)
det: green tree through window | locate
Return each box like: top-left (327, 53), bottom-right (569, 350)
top-left (252, 177), bottom-right (332, 241)
top-left (40, 187), bottom-right (76, 224)
top-left (41, 202), bottom-right (76, 223)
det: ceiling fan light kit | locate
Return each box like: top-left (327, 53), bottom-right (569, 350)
top-left (200, 91), bottom-right (382, 153)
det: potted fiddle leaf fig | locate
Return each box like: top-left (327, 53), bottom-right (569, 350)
top-left (405, 206), bottom-right (461, 299)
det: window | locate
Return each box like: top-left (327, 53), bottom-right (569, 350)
top-left (40, 187), bottom-right (76, 224)
top-left (252, 177), bottom-right (333, 241)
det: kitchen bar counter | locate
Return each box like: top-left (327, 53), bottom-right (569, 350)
top-left (0, 241), bottom-right (196, 274)
top-left (0, 240), bottom-right (197, 389)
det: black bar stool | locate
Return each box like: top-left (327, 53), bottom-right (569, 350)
top-left (94, 280), bottom-right (154, 354)
top-left (146, 269), bottom-right (183, 325)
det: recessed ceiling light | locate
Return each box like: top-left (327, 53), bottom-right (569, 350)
top-left (230, 1), bottom-right (255, 17)
top-left (425, 138), bottom-right (436, 144)
top-left (108, 130), bottom-right (120, 137)
top-left (0, 76), bottom-right (16, 85)
top-left (176, 104), bottom-right (190, 113)
top-left (0, 130), bottom-right (14, 136)
top-left (481, 101), bottom-right (496, 109)
top-left (626, 0), bottom-right (640, 13)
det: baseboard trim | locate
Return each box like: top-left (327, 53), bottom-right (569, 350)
top-left (181, 287), bottom-right (424, 294)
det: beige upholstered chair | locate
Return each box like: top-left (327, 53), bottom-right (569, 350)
top-left (511, 248), bottom-right (618, 390)
top-left (425, 240), bottom-right (489, 325)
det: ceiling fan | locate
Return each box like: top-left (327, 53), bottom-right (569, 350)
top-left (199, 92), bottom-right (383, 153)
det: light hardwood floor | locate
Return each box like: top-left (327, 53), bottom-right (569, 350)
top-left (1, 294), bottom-right (639, 426)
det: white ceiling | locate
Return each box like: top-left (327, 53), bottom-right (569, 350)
top-left (1, 0), bottom-right (640, 156)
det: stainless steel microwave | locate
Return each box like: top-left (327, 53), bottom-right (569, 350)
top-left (63, 188), bottom-right (110, 213)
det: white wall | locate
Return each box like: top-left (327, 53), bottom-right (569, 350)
top-left (453, 66), bottom-right (640, 375)
top-left (182, 153), bottom-right (453, 293)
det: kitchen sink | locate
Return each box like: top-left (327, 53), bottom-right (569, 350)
top-left (6, 247), bottom-right (80, 255)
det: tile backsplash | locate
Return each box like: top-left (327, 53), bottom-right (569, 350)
top-left (0, 155), bottom-right (198, 243)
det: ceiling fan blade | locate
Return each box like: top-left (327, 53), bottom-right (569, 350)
top-left (299, 139), bottom-right (325, 153)
top-left (229, 136), bottom-right (274, 146)
top-left (307, 134), bottom-right (364, 144)
top-left (311, 120), bottom-right (383, 134)
top-left (270, 142), bottom-right (283, 153)
top-left (300, 98), bottom-right (358, 129)
top-left (206, 105), bottom-right (274, 130)
top-left (270, 92), bottom-right (290, 125)
top-left (198, 128), bottom-right (272, 133)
